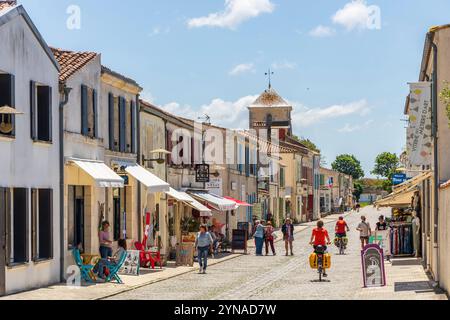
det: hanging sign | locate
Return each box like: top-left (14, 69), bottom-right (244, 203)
top-left (407, 82), bottom-right (432, 166)
top-left (361, 244), bottom-right (386, 288)
top-left (206, 178), bottom-right (223, 196)
top-left (195, 164), bottom-right (210, 183)
top-left (392, 173), bottom-right (407, 185)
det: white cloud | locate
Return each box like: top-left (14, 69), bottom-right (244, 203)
top-left (229, 63), bottom-right (256, 76)
top-left (187, 0), bottom-right (275, 30)
top-left (332, 0), bottom-right (379, 31)
top-left (338, 119), bottom-right (374, 133)
top-left (291, 100), bottom-right (371, 127)
top-left (162, 95), bottom-right (258, 130)
top-left (271, 61), bottom-right (297, 70)
top-left (161, 97), bottom-right (371, 131)
top-left (309, 25), bottom-right (336, 37)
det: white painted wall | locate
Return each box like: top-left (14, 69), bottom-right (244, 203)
top-left (0, 12), bottom-right (60, 294)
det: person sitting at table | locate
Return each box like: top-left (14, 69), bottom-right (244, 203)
top-left (97, 239), bottom-right (127, 280)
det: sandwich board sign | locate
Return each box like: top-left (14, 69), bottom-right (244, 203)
top-left (361, 244), bottom-right (386, 288)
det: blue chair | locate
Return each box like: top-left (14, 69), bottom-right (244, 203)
top-left (72, 248), bottom-right (96, 283)
top-left (105, 251), bottom-right (127, 284)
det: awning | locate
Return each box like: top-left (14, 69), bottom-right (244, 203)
top-left (165, 188), bottom-right (194, 202)
top-left (188, 191), bottom-right (237, 211)
top-left (375, 171), bottom-right (432, 207)
top-left (68, 158), bottom-right (124, 188)
top-left (376, 189), bottom-right (416, 208)
top-left (223, 196), bottom-right (252, 207)
top-left (178, 192), bottom-right (212, 217)
top-left (125, 164), bottom-right (170, 193)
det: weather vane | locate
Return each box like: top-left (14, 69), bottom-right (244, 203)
top-left (265, 68), bottom-right (274, 89)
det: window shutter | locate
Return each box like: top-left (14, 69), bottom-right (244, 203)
top-left (30, 81), bottom-right (37, 140)
top-left (48, 189), bottom-right (54, 259)
top-left (108, 93), bottom-right (114, 150)
top-left (47, 86), bottom-right (52, 142)
top-left (131, 100), bottom-right (136, 153)
top-left (81, 85), bottom-right (88, 136)
top-left (4, 188), bottom-right (11, 266)
top-left (119, 97), bottom-right (126, 152)
top-left (245, 145), bottom-right (250, 177)
top-left (10, 74), bottom-right (15, 136)
top-left (93, 89), bottom-right (98, 138)
top-left (166, 129), bottom-right (172, 165)
top-left (31, 189), bottom-right (37, 261)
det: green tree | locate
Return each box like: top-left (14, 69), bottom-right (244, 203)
top-left (371, 152), bottom-right (399, 179)
top-left (353, 181), bottom-right (363, 201)
top-left (331, 154), bottom-right (365, 180)
top-left (292, 135), bottom-right (320, 153)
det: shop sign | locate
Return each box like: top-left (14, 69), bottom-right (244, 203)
top-left (206, 178), bottom-right (223, 196)
top-left (407, 82), bottom-right (432, 166)
top-left (252, 203), bottom-right (262, 219)
top-left (361, 244), bottom-right (386, 288)
top-left (392, 173), bottom-right (407, 185)
top-left (119, 250), bottom-right (140, 276)
top-left (195, 164), bottom-right (210, 183)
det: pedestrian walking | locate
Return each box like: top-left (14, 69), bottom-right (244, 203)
top-left (282, 218), bottom-right (295, 256)
top-left (376, 215), bottom-right (387, 231)
top-left (264, 221), bottom-right (276, 256)
top-left (253, 220), bottom-right (265, 256)
top-left (357, 215), bottom-right (372, 250)
top-left (99, 221), bottom-right (113, 259)
top-left (195, 225), bottom-right (214, 274)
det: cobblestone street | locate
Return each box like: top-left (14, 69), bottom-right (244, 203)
top-left (107, 207), bottom-right (447, 300)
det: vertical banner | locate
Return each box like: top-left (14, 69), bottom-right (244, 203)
top-left (313, 155), bottom-right (321, 220)
top-left (407, 82), bottom-right (432, 166)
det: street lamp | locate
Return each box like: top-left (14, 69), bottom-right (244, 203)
top-left (0, 105), bottom-right (24, 135)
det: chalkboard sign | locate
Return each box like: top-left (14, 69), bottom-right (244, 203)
top-left (237, 222), bottom-right (250, 236)
top-left (232, 229), bottom-right (248, 254)
top-left (176, 243), bottom-right (194, 267)
top-left (361, 244), bottom-right (386, 288)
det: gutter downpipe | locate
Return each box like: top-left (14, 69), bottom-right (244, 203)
top-left (59, 83), bottom-right (71, 282)
top-left (431, 38), bottom-right (440, 286)
top-left (136, 95), bottom-right (142, 243)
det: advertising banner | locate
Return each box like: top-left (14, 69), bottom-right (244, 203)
top-left (407, 82), bottom-right (432, 166)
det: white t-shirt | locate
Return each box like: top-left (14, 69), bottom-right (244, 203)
top-left (358, 221), bottom-right (371, 237)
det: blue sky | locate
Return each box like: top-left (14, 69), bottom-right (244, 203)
top-left (18, 0), bottom-right (450, 177)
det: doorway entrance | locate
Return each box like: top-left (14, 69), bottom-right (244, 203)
top-left (68, 186), bottom-right (85, 251)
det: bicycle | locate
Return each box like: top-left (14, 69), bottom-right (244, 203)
top-left (334, 235), bottom-right (347, 255)
top-left (311, 245), bottom-right (330, 282)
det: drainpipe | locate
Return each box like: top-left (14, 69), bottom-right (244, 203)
top-left (431, 40), bottom-right (440, 285)
top-left (136, 95), bottom-right (141, 243)
top-left (59, 83), bottom-right (71, 282)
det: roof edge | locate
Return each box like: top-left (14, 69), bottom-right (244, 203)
top-left (0, 5), bottom-right (60, 71)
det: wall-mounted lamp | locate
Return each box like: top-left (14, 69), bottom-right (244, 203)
top-left (142, 149), bottom-right (171, 165)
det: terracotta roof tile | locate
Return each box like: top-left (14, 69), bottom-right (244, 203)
top-left (251, 87), bottom-right (290, 107)
top-left (0, 1), bottom-right (16, 11)
top-left (50, 47), bottom-right (98, 82)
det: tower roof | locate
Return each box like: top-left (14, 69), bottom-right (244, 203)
top-left (250, 87), bottom-right (291, 108)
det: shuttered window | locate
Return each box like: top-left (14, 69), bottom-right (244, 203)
top-left (81, 85), bottom-right (98, 138)
top-left (0, 73), bottom-right (15, 137)
top-left (131, 100), bottom-right (136, 154)
top-left (31, 189), bottom-right (53, 261)
top-left (30, 81), bottom-right (52, 142)
top-left (108, 93), bottom-right (115, 150)
top-left (11, 188), bottom-right (29, 265)
top-left (119, 97), bottom-right (126, 152)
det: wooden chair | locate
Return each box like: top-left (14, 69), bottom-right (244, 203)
top-left (134, 241), bottom-right (162, 269)
top-left (104, 251), bottom-right (127, 284)
top-left (72, 248), bottom-right (96, 283)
